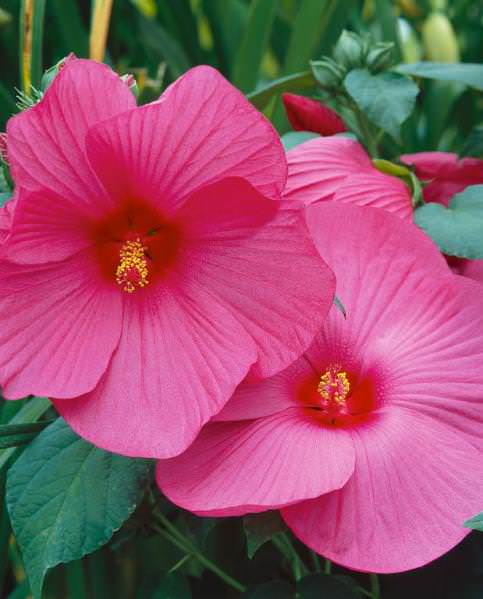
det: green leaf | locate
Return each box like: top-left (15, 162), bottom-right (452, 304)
top-left (243, 580), bottom-right (294, 599)
top-left (0, 420), bottom-right (55, 450)
top-left (414, 185), bottom-right (483, 259)
top-left (6, 418), bottom-right (152, 599)
top-left (344, 69), bottom-right (419, 142)
top-left (243, 511), bottom-right (285, 559)
top-left (395, 62), bottom-right (483, 91)
top-left (464, 512), bottom-right (483, 531)
top-left (232, 0), bottom-right (277, 93)
top-left (247, 71), bottom-right (315, 110)
top-left (281, 131), bottom-right (319, 150)
top-left (297, 574), bottom-right (363, 598)
top-left (0, 397), bottom-right (51, 472)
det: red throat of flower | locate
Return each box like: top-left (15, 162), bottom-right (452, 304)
top-left (297, 362), bottom-right (378, 428)
top-left (92, 199), bottom-right (180, 293)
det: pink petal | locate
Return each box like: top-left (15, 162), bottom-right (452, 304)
top-left (177, 178), bottom-right (335, 379)
top-left (401, 151), bottom-right (483, 206)
top-left (214, 355), bottom-right (310, 422)
top-left (282, 408), bottom-right (483, 573)
top-left (156, 408), bottom-right (355, 515)
top-left (0, 196), bottom-right (16, 243)
top-left (7, 187), bottom-right (109, 264)
top-left (333, 171), bottom-right (412, 220)
top-left (86, 66), bottom-right (286, 212)
top-left (389, 275), bottom-right (483, 453)
top-left (282, 93), bottom-right (347, 136)
top-left (6, 58), bottom-right (135, 201)
top-left (284, 137), bottom-right (372, 205)
top-left (0, 251), bottom-right (121, 399)
top-left (54, 286), bottom-right (258, 458)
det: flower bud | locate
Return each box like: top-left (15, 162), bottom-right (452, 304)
top-left (422, 13), bottom-right (460, 63)
top-left (40, 53), bottom-right (75, 92)
top-left (333, 30), bottom-right (366, 70)
top-left (282, 94), bottom-right (347, 136)
top-left (310, 59), bottom-right (346, 90)
top-left (366, 43), bottom-right (394, 73)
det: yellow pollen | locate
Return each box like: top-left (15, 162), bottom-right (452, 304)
top-left (317, 368), bottom-right (350, 405)
top-left (115, 238), bottom-right (149, 293)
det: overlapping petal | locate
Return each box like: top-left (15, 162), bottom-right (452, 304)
top-left (0, 251), bottom-right (122, 399)
top-left (7, 58), bottom-right (135, 202)
top-left (282, 408), bottom-right (483, 573)
top-left (86, 66), bottom-right (286, 213)
top-left (157, 408), bottom-right (355, 515)
top-left (284, 137), bottom-right (412, 218)
top-left (54, 286), bottom-right (257, 458)
top-left (401, 151), bottom-right (483, 206)
top-left (176, 178), bottom-right (335, 379)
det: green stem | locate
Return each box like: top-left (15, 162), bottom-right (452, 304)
top-left (153, 513), bottom-right (246, 593)
top-left (168, 553), bottom-right (192, 574)
top-left (370, 573), bottom-right (381, 599)
top-left (274, 533), bottom-right (309, 581)
top-left (324, 558), bottom-right (332, 575)
top-left (310, 551), bottom-right (321, 573)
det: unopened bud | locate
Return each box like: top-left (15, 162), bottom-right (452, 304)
top-left (422, 13), bottom-right (460, 63)
top-left (310, 59), bottom-right (346, 90)
top-left (41, 53), bottom-right (75, 92)
top-left (282, 93), bottom-right (347, 136)
top-left (333, 30), bottom-right (366, 70)
top-left (366, 43), bottom-right (394, 73)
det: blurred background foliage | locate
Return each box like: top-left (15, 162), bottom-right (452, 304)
top-left (1, 1), bottom-right (483, 598)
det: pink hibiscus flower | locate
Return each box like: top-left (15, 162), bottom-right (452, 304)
top-left (284, 137), bottom-right (413, 219)
top-left (157, 203), bottom-right (483, 573)
top-left (401, 151), bottom-right (483, 206)
top-left (282, 93), bottom-right (347, 136)
top-left (1, 59), bottom-right (335, 458)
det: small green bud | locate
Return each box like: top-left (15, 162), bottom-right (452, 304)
top-left (333, 30), bottom-right (366, 70)
top-left (366, 43), bottom-right (394, 73)
top-left (40, 54), bottom-right (74, 92)
top-left (310, 59), bottom-right (346, 90)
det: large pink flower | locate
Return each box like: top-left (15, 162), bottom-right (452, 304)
top-left (401, 151), bottom-right (483, 206)
top-left (157, 203), bottom-right (483, 573)
top-left (1, 59), bottom-right (335, 458)
top-left (284, 137), bottom-right (413, 219)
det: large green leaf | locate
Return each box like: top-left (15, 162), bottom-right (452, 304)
top-left (414, 185), bottom-right (483, 259)
top-left (243, 511), bottom-right (285, 559)
top-left (297, 574), bottom-right (363, 598)
top-left (7, 418), bottom-right (152, 599)
top-left (232, 0), bottom-right (277, 93)
top-left (344, 69), bottom-right (419, 142)
top-left (396, 62), bottom-right (483, 92)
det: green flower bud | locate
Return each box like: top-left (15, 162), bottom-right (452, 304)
top-left (310, 59), bottom-right (346, 90)
top-left (333, 30), bottom-right (366, 70)
top-left (422, 13), bottom-right (460, 63)
top-left (366, 43), bottom-right (394, 73)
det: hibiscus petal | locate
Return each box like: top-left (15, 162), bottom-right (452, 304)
top-left (389, 275), bottom-right (483, 452)
top-left (156, 408), bottom-right (355, 516)
top-left (54, 287), bottom-right (258, 459)
top-left (0, 251), bottom-right (121, 398)
top-left (401, 151), bottom-right (483, 206)
top-left (283, 137), bottom-right (372, 205)
top-left (333, 171), bottom-right (412, 219)
top-left (282, 408), bottom-right (483, 573)
top-left (86, 66), bottom-right (286, 211)
top-left (177, 178), bottom-right (335, 378)
top-left (7, 58), bottom-right (135, 201)
top-left (214, 355), bottom-right (310, 422)
top-left (7, 187), bottom-right (104, 264)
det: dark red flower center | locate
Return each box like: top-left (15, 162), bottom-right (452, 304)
top-left (90, 198), bottom-right (181, 292)
top-left (297, 363), bottom-right (378, 428)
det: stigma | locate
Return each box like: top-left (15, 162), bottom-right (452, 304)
top-left (317, 366), bottom-right (350, 407)
top-left (115, 238), bottom-right (149, 293)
